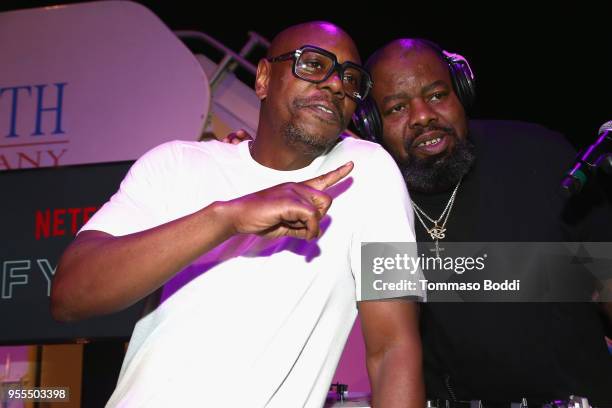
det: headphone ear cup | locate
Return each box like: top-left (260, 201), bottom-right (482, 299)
top-left (352, 97), bottom-right (383, 142)
top-left (352, 102), bottom-right (370, 139)
top-left (449, 62), bottom-right (475, 112)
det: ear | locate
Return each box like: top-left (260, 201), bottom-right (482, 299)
top-left (255, 59), bottom-right (270, 100)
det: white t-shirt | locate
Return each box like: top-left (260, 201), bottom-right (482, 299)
top-left (81, 138), bottom-right (420, 408)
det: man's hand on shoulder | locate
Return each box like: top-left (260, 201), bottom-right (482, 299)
top-left (220, 129), bottom-right (253, 144)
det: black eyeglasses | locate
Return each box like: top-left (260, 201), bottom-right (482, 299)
top-left (267, 45), bottom-right (373, 102)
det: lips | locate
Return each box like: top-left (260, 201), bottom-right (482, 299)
top-left (409, 130), bottom-right (450, 155)
top-left (312, 104), bottom-right (334, 115)
top-left (304, 103), bottom-right (340, 124)
top-left (296, 94), bottom-right (342, 125)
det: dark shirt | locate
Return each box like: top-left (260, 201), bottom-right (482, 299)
top-left (413, 120), bottom-right (612, 406)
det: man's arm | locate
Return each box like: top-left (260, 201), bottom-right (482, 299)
top-left (51, 162), bottom-right (353, 322)
top-left (51, 203), bottom-right (235, 321)
top-left (359, 299), bottom-right (424, 408)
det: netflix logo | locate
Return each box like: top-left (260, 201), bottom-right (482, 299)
top-left (35, 206), bottom-right (98, 240)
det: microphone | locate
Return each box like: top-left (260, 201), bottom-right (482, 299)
top-left (560, 121), bottom-right (612, 196)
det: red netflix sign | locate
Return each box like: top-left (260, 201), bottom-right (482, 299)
top-left (35, 206), bottom-right (98, 240)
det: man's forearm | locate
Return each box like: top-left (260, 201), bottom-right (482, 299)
top-left (52, 162), bottom-right (353, 321)
top-left (368, 344), bottom-right (424, 408)
top-left (51, 201), bottom-right (235, 321)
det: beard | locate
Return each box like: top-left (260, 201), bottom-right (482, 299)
top-left (398, 137), bottom-right (476, 193)
top-left (282, 96), bottom-right (345, 156)
top-left (281, 122), bottom-right (339, 157)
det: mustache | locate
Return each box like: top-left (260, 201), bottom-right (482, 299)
top-left (294, 95), bottom-right (344, 124)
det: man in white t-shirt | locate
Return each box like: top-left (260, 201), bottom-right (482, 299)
top-left (51, 22), bottom-right (424, 407)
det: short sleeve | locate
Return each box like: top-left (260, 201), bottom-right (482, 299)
top-left (350, 147), bottom-right (426, 302)
top-left (79, 141), bottom-right (183, 237)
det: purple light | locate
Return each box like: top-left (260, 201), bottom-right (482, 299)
top-left (318, 22), bottom-right (340, 36)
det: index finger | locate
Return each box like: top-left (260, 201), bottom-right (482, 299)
top-left (302, 162), bottom-right (354, 191)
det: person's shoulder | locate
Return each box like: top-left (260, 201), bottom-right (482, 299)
top-left (129, 139), bottom-right (240, 175)
top-left (469, 119), bottom-right (575, 157)
top-left (330, 136), bottom-right (405, 189)
top-left (331, 134), bottom-right (395, 164)
top-left (152, 139), bottom-right (241, 160)
top-left (164, 138), bottom-right (238, 153)
top-left (469, 119), bottom-right (572, 146)
top-left (140, 139), bottom-right (204, 158)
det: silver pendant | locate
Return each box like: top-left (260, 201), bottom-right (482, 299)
top-left (428, 240), bottom-right (445, 258)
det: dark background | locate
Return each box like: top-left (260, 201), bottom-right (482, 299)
top-left (3, 1), bottom-right (611, 149)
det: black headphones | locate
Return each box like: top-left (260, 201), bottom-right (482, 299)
top-left (352, 41), bottom-right (476, 143)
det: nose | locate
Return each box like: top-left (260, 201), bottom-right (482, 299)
top-left (409, 98), bottom-right (438, 128)
top-left (317, 68), bottom-right (345, 99)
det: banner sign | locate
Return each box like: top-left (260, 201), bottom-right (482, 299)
top-left (0, 161), bottom-right (147, 344)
